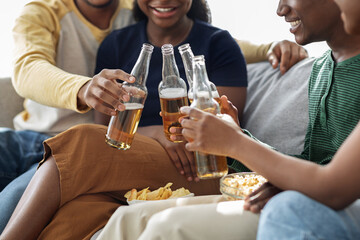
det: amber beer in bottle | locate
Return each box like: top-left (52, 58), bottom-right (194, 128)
top-left (106, 43), bottom-right (154, 150)
top-left (178, 43), bottom-right (221, 107)
top-left (159, 44), bottom-right (188, 142)
top-left (190, 55), bottom-right (228, 179)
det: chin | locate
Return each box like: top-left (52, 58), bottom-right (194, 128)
top-left (294, 36), bottom-right (309, 46)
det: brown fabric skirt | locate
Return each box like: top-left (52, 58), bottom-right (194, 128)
top-left (38, 124), bottom-right (220, 239)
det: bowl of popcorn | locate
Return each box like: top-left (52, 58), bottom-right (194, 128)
top-left (220, 172), bottom-right (267, 200)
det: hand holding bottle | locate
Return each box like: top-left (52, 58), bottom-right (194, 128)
top-left (180, 106), bottom-right (242, 157)
top-left (77, 69), bottom-right (135, 116)
top-left (188, 55), bottom-right (228, 179)
top-left (159, 44), bottom-right (189, 142)
top-left (106, 43), bottom-right (154, 150)
top-left (168, 95), bottom-right (240, 142)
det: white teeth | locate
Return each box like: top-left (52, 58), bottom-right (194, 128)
top-left (290, 20), bottom-right (301, 27)
top-left (154, 7), bottom-right (174, 12)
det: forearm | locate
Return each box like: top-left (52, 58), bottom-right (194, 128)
top-left (13, 59), bottom-right (90, 112)
top-left (235, 40), bottom-right (271, 64)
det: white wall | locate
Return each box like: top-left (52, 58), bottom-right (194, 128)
top-left (207, 0), bottom-right (329, 57)
top-left (0, 0), bottom-right (31, 77)
top-left (0, 0), bottom-right (329, 78)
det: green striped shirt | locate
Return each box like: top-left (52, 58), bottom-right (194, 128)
top-left (230, 51), bottom-right (360, 172)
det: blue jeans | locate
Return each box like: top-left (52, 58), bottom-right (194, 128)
top-left (258, 191), bottom-right (360, 240)
top-left (0, 128), bottom-right (49, 233)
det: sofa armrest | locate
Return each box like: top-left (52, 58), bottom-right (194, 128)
top-left (0, 77), bottom-right (24, 128)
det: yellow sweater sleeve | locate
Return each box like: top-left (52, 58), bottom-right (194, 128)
top-left (235, 39), bottom-right (272, 64)
top-left (12, 1), bottom-right (91, 113)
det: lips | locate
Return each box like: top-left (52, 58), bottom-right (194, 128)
top-left (153, 7), bottom-right (175, 12)
top-left (149, 6), bottom-right (177, 18)
top-left (287, 19), bottom-right (302, 34)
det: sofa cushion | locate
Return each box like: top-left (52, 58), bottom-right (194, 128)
top-left (242, 58), bottom-right (315, 155)
top-left (0, 77), bottom-right (24, 128)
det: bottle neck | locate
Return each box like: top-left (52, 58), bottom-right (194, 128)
top-left (193, 62), bottom-right (212, 98)
top-left (162, 52), bottom-right (180, 81)
top-left (130, 49), bottom-right (152, 87)
top-left (191, 59), bottom-right (220, 113)
top-left (179, 49), bottom-right (194, 87)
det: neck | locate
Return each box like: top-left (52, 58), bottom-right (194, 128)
top-left (147, 17), bottom-right (193, 47)
top-left (74, 0), bottom-right (118, 29)
top-left (326, 24), bottom-right (360, 62)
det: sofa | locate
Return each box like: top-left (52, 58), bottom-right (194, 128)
top-left (1, 59), bottom-right (314, 149)
top-left (0, 58), bottom-right (315, 239)
top-left (0, 77), bottom-right (24, 129)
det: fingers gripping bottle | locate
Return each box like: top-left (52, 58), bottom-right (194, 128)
top-left (106, 43), bottom-right (154, 150)
top-left (178, 43), bottom-right (221, 107)
top-left (190, 55), bottom-right (228, 179)
top-left (159, 44), bottom-right (189, 142)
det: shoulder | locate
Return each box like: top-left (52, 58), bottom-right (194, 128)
top-left (189, 20), bottom-right (240, 58)
top-left (27, 0), bottom-right (72, 20)
top-left (193, 20), bottom-right (240, 54)
top-left (14, 0), bottom-right (69, 36)
top-left (193, 20), bottom-right (234, 41)
top-left (310, 50), bottom-right (332, 80)
top-left (313, 50), bottom-right (331, 68)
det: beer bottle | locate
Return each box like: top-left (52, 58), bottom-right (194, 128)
top-left (159, 44), bottom-right (189, 142)
top-left (178, 43), bottom-right (220, 106)
top-left (106, 43), bottom-right (154, 150)
top-left (191, 55), bottom-right (228, 179)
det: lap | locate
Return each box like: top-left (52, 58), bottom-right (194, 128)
top-left (98, 195), bottom-right (259, 240)
top-left (259, 191), bottom-right (360, 240)
top-left (43, 124), bottom-right (220, 206)
top-left (140, 199), bottom-right (258, 240)
top-left (40, 124), bottom-right (221, 239)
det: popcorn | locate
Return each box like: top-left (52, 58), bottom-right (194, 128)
top-left (221, 173), bottom-right (267, 200)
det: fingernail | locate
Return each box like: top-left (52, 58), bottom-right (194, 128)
top-left (110, 111), bottom-right (116, 116)
top-left (123, 95), bottom-right (130, 101)
top-left (118, 105), bottom-right (125, 111)
top-left (129, 76), bottom-right (135, 82)
top-left (180, 171), bottom-right (184, 175)
top-left (195, 177), bottom-right (200, 182)
top-left (187, 177), bottom-right (193, 181)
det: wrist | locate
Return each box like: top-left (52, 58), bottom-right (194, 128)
top-left (228, 129), bottom-right (245, 159)
top-left (77, 80), bottom-right (90, 110)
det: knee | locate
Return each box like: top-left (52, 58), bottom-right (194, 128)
top-left (141, 208), bottom-right (186, 239)
top-left (261, 191), bottom-right (309, 221)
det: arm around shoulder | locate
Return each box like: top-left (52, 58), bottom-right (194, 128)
top-left (235, 39), bottom-right (271, 64)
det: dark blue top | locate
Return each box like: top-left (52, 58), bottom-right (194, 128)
top-left (95, 20), bottom-right (247, 126)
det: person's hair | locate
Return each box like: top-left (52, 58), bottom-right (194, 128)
top-left (133, 0), bottom-right (211, 23)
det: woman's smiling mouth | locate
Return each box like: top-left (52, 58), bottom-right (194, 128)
top-left (153, 7), bottom-right (176, 12)
top-left (149, 6), bottom-right (178, 17)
